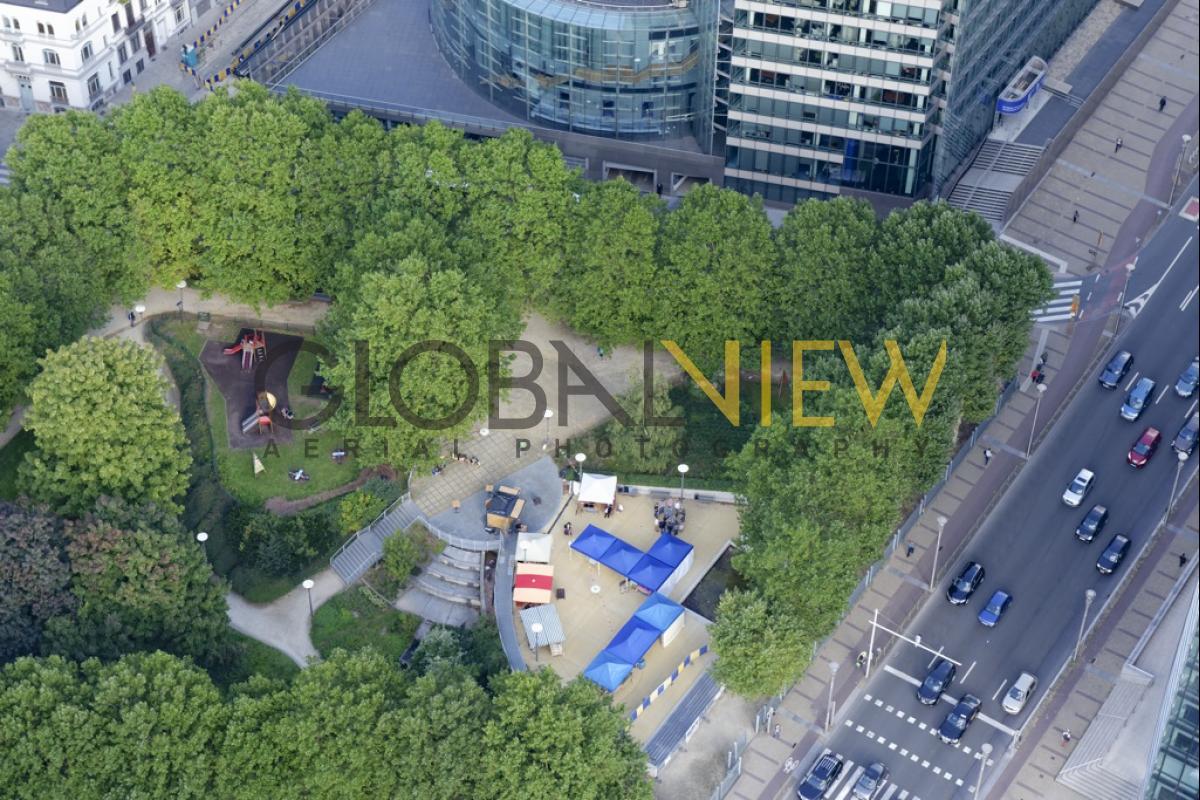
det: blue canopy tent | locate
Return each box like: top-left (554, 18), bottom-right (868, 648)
top-left (598, 539), bottom-right (644, 576)
top-left (570, 524), bottom-right (617, 560)
top-left (647, 533), bottom-right (693, 568)
top-left (605, 618), bottom-right (662, 664)
top-left (627, 554), bottom-right (674, 592)
top-left (584, 650), bottom-right (635, 692)
top-left (634, 592), bottom-right (684, 633)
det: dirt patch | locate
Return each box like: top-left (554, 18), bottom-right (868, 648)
top-left (199, 329), bottom-right (303, 450)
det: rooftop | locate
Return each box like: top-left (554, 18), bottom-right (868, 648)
top-left (2, 0), bottom-right (84, 13)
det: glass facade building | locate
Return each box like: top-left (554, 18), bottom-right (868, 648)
top-left (723, 0), bottom-right (1097, 204)
top-left (432, 0), bottom-right (722, 148)
top-left (1146, 624), bottom-right (1199, 800)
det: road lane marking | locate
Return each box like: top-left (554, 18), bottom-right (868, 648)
top-left (1125, 371), bottom-right (1141, 391)
top-left (978, 711), bottom-right (1019, 737)
top-left (907, 715), bottom-right (916, 723)
top-left (889, 741), bottom-right (898, 750)
top-left (962, 746), bottom-right (972, 756)
top-left (910, 753), bottom-right (919, 762)
top-left (1186, 400), bottom-right (1198, 418)
top-left (992, 679), bottom-right (1009, 701)
top-left (918, 721), bottom-right (927, 730)
top-left (896, 710), bottom-right (906, 719)
top-left (886, 704), bottom-right (895, 713)
top-left (932, 766), bottom-right (941, 775)
top-left (1181, 284), bottom-right (1199, 311)
top-left (927, 647), bottom-right (945, 669)
top-left (963, 660), bottom-right (977, 682)
top-left (884, 664), bottom-right (922, 687)
top-left (856, 724), bottom-right (865, 733)
top-left (1156, 386), bottom-right (1170, 405)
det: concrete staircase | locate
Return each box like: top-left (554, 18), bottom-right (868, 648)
top-left (329, 496), bottom-right (422, 584)
top-left (1056, 673), bottom-right (1151, 800)
top-left (947, 139), bottom-right (1046, 223)
top-left (644, 671), bottom-right (722, 768)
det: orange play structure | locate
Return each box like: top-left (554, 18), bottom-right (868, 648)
top-left (224, 329), bottom-right (267, 371)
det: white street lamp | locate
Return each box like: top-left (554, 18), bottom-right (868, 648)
top-left (1074, 588), bottom-right (1096, 662)
top-left (531, 622), bottom-right (543, 663)
top-left (543, 408), bottom-right (554, 450)
top-left (302, 578), bottom-right (315, 620)
top-left (1170, 134), bottom-right (1193, 206)
top-left (175, 280), bottom-right (187, 317)
top-left (1115, 261), bottom-right (1136, 337)
top-left (677, 463), bottom-right (689, 502)
top-left (973, 743), bottom-right (993, 798)
top-left (931, 515), bottom-right (948, 592)
top-left (1028, 381), bottom-right (1048, 455)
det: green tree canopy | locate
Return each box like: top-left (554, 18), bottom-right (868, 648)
top-left (20, 337), bottom-right (192, 516)
top-left (0, 502), bottom-right (75, 663)
top-left (708, 589), bottom-right (807, 698)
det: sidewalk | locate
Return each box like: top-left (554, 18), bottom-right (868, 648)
top-left (1003, 0), bottom-right (1199, 278)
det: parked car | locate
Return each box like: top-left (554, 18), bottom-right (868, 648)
top-left (1002, 671), bottom-right (1038, 715)
top-left (1098, 351), bottom-right (1133, 389)
top-left (947, 561), bottom-right (986, 605)
top-left (939, 694), bottom-right (982, 744)
top-left (917, 659), bottom-right (957, 705)
top-left (1175, 357), bottom-right (1199, 398)
top-left (796, 753), bottom-right (844, 800)
top-left (1173, 414), bottom-right (1199, 456)
top-left (1075, 505), bottom-right (1108, 543)
top-left (1097, 534), bottom-right (1131, 575)
top-left (1121, 377), bottom-right (1156, 421)
top-left (1127, 427), bottom-right (1162, 468)
top-left (978, 590), bottom-right (1013, 627)
top-left (1062, 468), bottom-right (1095, 507)
top-left (851, 762), bottom-right (889, 800)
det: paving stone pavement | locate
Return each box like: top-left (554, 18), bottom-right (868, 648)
top-left (1004, 0), bottom-right (1200, 278)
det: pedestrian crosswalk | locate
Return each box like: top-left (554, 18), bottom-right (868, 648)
top-left (1030, 278), bottom-right (1083, 324)
top-left (799, 750), bottom-right (922, 800)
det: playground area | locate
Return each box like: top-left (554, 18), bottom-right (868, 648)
top-left (200, 328), bottom-right (302, 450)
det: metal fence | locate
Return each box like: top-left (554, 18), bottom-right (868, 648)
top-left (709, 733), bottom-right (749, 800)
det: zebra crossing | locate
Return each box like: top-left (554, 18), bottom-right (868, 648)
top-left (799, 749), bottom-right (923, 800)
top-left (1030, 278), bottom-right (1084, 324)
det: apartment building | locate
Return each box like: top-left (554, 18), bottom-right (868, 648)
top-left (0, 0), bottom-right (190, 112)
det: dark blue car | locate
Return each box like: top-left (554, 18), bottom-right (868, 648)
top-left (978, 590), bottom-right (1012, 627)
top-left (1099, 351), bottom-right (1133, 389)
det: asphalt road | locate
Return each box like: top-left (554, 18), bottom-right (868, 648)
top-left (804, 193), bottom-right (1200, 800)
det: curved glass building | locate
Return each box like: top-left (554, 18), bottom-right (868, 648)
top-left (431, 0), bottom-right (720, 145)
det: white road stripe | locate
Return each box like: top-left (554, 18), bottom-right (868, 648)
top-left (881, 785), bottom-right (900, 800)
top-left (832, 766), bottom-right (863, 800)
top-left (978, 711), bottom-right (1019, 737)
top-left (1125, 371), bottom-right (1141, 391)
top-left (1185, 400), bottom-right (1198, 418)
top-left (992, 679), bottom-right (1008, 701)
top-left (1156, 386), bottom-right (1170, 405)
top-left (1181, 285), bottom-right (1199, 311)
top-left (889, 741), bottom-right (898, 750)
top-left (963, 660), bottom-right (977, 682)
top-left (1033, 312), bottom-right (1075, 323)
top-left (884, 664), bottom-right (922, 687)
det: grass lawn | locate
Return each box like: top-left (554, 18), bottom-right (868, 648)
top-left (311, 587), bottom-right (421, 661)
top-left (0, 428), bottom-right (34, 500)
top-left (210, 631), bottom-right (301, 688)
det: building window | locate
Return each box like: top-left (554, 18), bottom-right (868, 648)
top-left (12, 45), bottom-right (24, 62)
top-left (49, 81), bottom-right (68, 103)
top-left (87, 73), bottom-right (101, 99)
top-left (174, 4), bottom-right (185, 23)
top-left (117, 43), bottom-right (128, 64)
top-left (43, 49), bottom-right (61, 66)
top-left (82, 42), bottom-right (93, 62)
top-left (112, 12), bottom-right (121, 33)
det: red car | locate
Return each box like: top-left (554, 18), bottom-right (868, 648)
top-left (1127, 427), bottom-right (1161, 468)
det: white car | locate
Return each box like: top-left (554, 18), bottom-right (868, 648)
top-left (1062, 468), bottom-right (1095, 507)
top-left (1002, 671), bottom-right (1038, 714)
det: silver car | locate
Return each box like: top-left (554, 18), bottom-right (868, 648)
top-left (1062, 468), bottom-right (1095, 507)
top-left (852, 762), bottom-right (889, 800)
top-left (1003, 671), bottom-right (1038, 714)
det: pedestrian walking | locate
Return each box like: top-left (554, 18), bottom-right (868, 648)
top-left (1180, 553), bottom-right (1189, 569)
top-left (127, 310), bottom-right (136, 327)
top-left (656, 182), bottom-right (664, 196)
top-left (773, 723), bottom-right (781, 739)
top-left (983, 447), bottom-right (993, 466)
top-left (1072, 209), bottom-right (1079, 223)
top-left (906, 543), bottom-right (914, 558)
top-left (1158, 96), bottom-right (1167, 112)
top-left (1062, 729), bottom-right (1072, 745)
top-left (855, 652), bottom-right (867, 669)
top-left (1114, 137), bottom-right (1123, 153)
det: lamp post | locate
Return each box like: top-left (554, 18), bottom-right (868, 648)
top-left (1028, 381), bottom-right (1048, 455)
top-left (543, 408), bottom-right (554, 451)
top-left (931, 515), bottom-right (948, 592)
top-left (302, 578), bottom-right (315, 620)
top-left (574, 452), bottom-right (586, 482)
top-left (825, 661), bottom-right (839, 732)
top-left (1074, 588), bottom-right (1096, 662)
top-left (531, 622), bottom-right (543, 663)
top-left (973, 743), bottom-right (993, 798)
top-left (1169, 450), bottom-right (1189, 517)
top-left (175, 280), bottom-right (187, 318)
top-left (480, 427), bottom-right (489, 438)
top-left (677, 463), bottom-right (689, 502)
top-left (195, 531), bottom-right (208, 556)
top-left (1170, 134), bottom-right (1193, 206)
top-left (1114, 261), bottom-right (1136, 338)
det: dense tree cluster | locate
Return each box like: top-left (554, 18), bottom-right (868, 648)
top-left (0, 648), bottom-right (652, 800)
top-left (0, 500), bottom-right (232, 669)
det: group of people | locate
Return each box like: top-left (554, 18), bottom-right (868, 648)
top-left (654, 501), bottom-right (686, 537)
